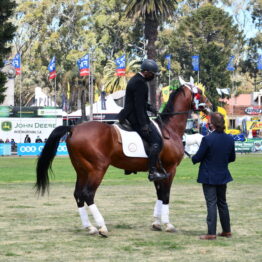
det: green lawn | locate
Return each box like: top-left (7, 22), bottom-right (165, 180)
top-left (0, 154), bottom-right (261, 184)
top-left (0, 154), bottom-right (261, 262)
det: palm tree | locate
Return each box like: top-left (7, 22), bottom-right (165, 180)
top-left (126, 0), bottom-right (178, 107)
top-left (103, 57), bottom-right (140, 93)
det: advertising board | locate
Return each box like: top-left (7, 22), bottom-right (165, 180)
top-left (0, 117), bottom-right (62, 142)
top-left (17, 142), bottom-right (68, 156)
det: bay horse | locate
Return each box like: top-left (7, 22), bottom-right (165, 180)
top-left (35, 77), bottom-right (211, 237)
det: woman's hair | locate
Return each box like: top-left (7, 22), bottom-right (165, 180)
top-left (210, 112), bottom-right (225, 132)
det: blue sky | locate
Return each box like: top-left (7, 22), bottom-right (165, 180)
top-left (218, 0), bottom-right (258, 39)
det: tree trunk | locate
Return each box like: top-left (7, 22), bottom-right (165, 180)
top-left (145, 15), bottom-right (158, 108)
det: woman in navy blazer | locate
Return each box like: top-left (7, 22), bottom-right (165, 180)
top-left (192, 112), bottom-right (236, 240)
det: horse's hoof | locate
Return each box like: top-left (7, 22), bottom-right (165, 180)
top-left (151, 222), bottom-right (162, 231)
top-left (164, 223), bottom-right (177, 233)
top-left (99, 226), bottom-right (108, 238)
top-left (86, 226), bottom-right (98, 235)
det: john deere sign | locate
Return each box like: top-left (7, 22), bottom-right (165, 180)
top-left (1, 121), bottom-right (12, 131)
top-left (0, 117), bottom-right (62, 142)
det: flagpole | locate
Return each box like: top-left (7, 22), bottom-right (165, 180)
top-left (19, 57), bottom-right (22, 143)
top-left (54, 75), bottom-right (57, 125)
top-left (90, 51), bottom-right (94, 121)
top-left (89, 51), bottom-right (93, 121)
top-left (168, 69), bottom-right (170, 86)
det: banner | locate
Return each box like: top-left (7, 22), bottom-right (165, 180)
top-left (48, 56), bottom-right (56, 79)
top-left (77, 54), bottom-right (90, 76)
top-left (226, 56), bottom-right (235, 71)
top-left (101, 91), bottom-right (106, 110)
top-left (12, 53), bottom-right (21, 75)
top-left (192, 55), bottom-right (199, 71)
top-left (235, 139), bottom-right (262, 153)
top-left (257, 55), bottom-right (262, 70)
top-left (115, 55), bottom-right (126, 76)
top-left (246, 121), bottom-right (262, 130)
top-left (165, 54), bottom-right (171, 70)
top-left (0, 143), bottom-right (11, 155)
top-left (17, 142), bottom-right (68, 156)
top-left (0, 117), bottom-right (62, 142)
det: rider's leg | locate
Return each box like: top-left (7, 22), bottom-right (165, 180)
top-left (146, 123), bottom-right (168, 181)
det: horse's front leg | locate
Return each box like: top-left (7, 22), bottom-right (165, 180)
top-left (152, 176), bottom-right (176, 233)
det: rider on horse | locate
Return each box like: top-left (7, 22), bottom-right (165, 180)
top-left (118, 59), bottom-right (168, 182)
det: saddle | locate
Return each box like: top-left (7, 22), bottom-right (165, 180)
top-left (113, 120), bottom-right (149, 158)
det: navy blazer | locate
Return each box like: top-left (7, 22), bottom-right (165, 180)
top-left (192, 131), bottom-right (236, 185)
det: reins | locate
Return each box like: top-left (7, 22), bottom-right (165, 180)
top-left (159, 111), bottom-right (190, 116)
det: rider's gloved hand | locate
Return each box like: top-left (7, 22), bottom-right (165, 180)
top-left (141, 124), bottom-right (151, 136)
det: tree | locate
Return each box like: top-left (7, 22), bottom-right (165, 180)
top-left (0, 0), bottom-right (16, 103)
top-left (103, 57), bottom-right (140, 93)
top-left (126, 0), bottom-right (179, 108)
top-left (165, 4), bottom-right (244, 107)
top-left (12, 0), bottom-right (136, 111)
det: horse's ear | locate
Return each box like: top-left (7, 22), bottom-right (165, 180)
top-left (190, 76), bottom-right (194, 85)
top-left (179, 76), bottom-right (186, 86)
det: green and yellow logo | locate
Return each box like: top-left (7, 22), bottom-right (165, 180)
top-left (1, 121), bottom-right (12, 131)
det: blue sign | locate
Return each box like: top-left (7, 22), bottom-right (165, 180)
top-left (257, 55), bottom-right (262, 70)
top-left (0, 144), bottom-right (11, 155)
top-left (17, 142), bottom-right (68, 156)
top-left (192, 55), bottom-right (199, 71)
top-left (165, 54), bottom-right (171, 70)
top-left (226, 56), bottom-right (235, 71)
top-left (115, 55), bottom-right (126, 69)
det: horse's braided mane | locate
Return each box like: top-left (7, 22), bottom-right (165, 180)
top-left (158, 86), bottom-right (185, 124)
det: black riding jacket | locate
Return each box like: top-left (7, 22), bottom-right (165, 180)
top-left (118, 73), bottom-right (151, 129)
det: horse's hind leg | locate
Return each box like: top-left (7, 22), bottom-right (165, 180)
top-left (74, 180), bottom-right (98, 235)
top-left (74, 167), bottom-right (109, 237)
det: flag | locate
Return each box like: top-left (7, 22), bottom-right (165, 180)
top-left (257, 55), bottom-right (262, 70)
top-left (61, 94), bottom-right (68, 112)
top-left (48, 56), bottom-right (56, 79)
top-left (165, 54), bottom-right (171, 70)
top-left (12, 53), bottom-right (21, 75)
top-left (226, 56), bottom-right (235, 71)
top-left (115, 55), bottom-right (126, 76)
top-left (192, 55), bottom-right (199, 71)
top-left (101, 91), bottom-right (106, 110)
top-left (77, 54), bottom-right (90, 76)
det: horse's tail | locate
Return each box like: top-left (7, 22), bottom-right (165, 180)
top-left (35, 125), bottom-right (72, 196)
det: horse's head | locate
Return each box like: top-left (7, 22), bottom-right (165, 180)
top-left (179, 76), bottom-right (212, 115)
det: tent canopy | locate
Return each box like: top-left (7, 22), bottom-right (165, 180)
top-left (68, 94), bottom-right (123, 117)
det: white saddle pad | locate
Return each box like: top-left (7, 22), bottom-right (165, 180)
top-left (114, 121), bottom-right (161, 158)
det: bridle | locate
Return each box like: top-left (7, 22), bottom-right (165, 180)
top-left (159, 84), bottom-right (210, 117)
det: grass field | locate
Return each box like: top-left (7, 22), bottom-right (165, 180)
top-left (0, 154), bottom-right (261, 262)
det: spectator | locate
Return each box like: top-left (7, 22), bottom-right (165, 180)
top-left (24, 135), bottom-right (31, 143)
top-left (0, 138), bottom-right (4, 143)
top-left (5, 138), bottom-right (10, 143)
top-left (35, 136), bottom-right (43, 143)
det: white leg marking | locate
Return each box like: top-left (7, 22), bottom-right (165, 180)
top-left (152, 200), bottom-right (163, 231)
top-left (89, 204), bottom-right (108, 237)
top-left (78, 206), bottom-right (98, 235)
top-left (78, 206), bottom-right (91, 228)
top-left (161, 204), bottom-right (170, 224)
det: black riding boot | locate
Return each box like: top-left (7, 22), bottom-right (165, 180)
top-left (148, 144), bottom-right (169, 182)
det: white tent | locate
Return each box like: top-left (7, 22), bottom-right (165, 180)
top-left (68, 94), bottom-right (123, 118)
